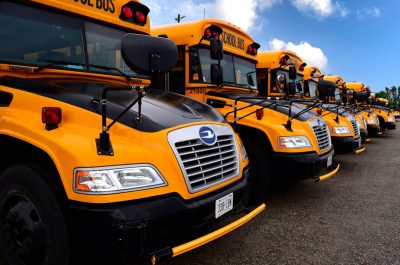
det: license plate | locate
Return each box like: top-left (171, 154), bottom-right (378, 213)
top-left (215, 193), bottom-right (233, 218)
top-left (327, 155), bottom-right (333, 167)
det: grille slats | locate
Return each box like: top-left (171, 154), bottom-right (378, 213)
top-left (187, 160), bottom-right (236, 177)
top-left (184, 154), bottom-right (236, 171)
top-left (351, 119), bottom-right (360, 137)
top-left (311, 118), bottom-right (332, 152)
top-left (181, 149), bottom-right (235, 164)
top-left (172, 131), bottom-right (239, 193)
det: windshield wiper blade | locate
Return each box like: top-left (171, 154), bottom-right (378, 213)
top-left (35, 60), bottom-right (131, 81)
top-left (35, 60), bottom-right (86, 72)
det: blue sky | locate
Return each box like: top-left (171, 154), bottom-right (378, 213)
top-left (142, 0), bottom-right (399, 92)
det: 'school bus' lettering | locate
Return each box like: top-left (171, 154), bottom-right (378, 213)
top-left (222, 32), bottom-right (245, 51)
top-left (73, 0), bottom-right (115, 13)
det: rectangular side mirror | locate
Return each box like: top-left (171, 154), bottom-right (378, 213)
top-left (296, 81), bottom-right (303, 93)
top-left (211, 64), bottom-right (223, 85)
top-left (247, 74), bottom-right (255, 87)
top-left (289, 65), bottom-right (297, 80)
top-left (121, 33), bottom-right (177, 75)
top-left (288, 82), bottom-right (296, 95)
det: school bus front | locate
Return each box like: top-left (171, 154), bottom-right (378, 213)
top-left (0, 2), bottom-right (266, 265)
top-left (256, 53), bottom-right (362, 155)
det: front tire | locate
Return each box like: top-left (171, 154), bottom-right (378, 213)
top-left (0, 164), bottom-right (69, 265)
top-left (241, 135), bottom-right (273, 203)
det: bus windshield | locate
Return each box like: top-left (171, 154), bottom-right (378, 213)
top-left (0, 1), bottom-right (144, 78)
top-left (190, 48), bottom-right (257, 90)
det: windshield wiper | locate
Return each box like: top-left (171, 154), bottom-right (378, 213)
top-left (35, 60), bottom-right (131, 81)
top-left (222, 81), bottom-right (255, 92)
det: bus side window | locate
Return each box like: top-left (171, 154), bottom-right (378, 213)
top-left (169, 45), bottom-right (186, 95)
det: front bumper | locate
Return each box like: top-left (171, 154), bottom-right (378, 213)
top-left (273, 148), bottom-right (337, 180)
top-left (385, 122), bottom-right (396, 130)
top-left (367, 125), bottom-right (380, 136)
top-left (68, 168), bottom-right (263, 265)
top-left (331, 136), bottom-right (364, 154)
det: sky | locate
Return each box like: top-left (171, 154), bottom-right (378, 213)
top-left (142, 0), bottom-right (400, 92)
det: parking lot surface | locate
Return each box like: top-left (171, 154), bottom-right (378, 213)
top-left (163, 124), bottom-right (400, 265)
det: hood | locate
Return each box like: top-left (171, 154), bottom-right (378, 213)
top-left (207, 90), bottom-right (317, 122)
top-left (0, 76), bottom-right (224, 132)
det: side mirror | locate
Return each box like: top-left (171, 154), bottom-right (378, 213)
top-left (288, 82), bottom-right (296, 95)
top-left (296, 81), bottom-right (303, 93)
top-left (354, 91), bottom-right (368, 101)
top-left (247, 74), bottom-right (255, 87)
top-left (210, 63), bottom-right (223, 85)
top-left (210, 38), bottom-right (223, 60)
top-left (329, 87), bottom-right (337, 97)
top-left (289, 65), bottom-right (297, 80)
top-left (121, 33), bottom-right (177, 75)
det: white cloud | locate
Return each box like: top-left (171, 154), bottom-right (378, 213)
top-left (356, 7), bottom-right (381, 19)
top-left (270, 38), bottom-right (328, 71)
top-left (289, 0), bottom-right (349, 19)
top-left (143, 0), bottom-right (281, 31)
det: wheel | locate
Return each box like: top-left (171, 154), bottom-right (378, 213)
top-left (0, 164), bottom-right (69, 265)
top-left (241, 134), bottom-right (273, 203)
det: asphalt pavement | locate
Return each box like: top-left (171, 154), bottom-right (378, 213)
top-left (162, 123), bottom-right (400, 265)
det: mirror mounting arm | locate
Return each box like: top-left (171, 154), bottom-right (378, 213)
top-left (96, 85), bottom-right (147, 156)
top-left (283, 101), bottom-right (294, 132)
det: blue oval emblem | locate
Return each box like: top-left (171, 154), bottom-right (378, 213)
top-left (199, 126), bottom-right (217, 146)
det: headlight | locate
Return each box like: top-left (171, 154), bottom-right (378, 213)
top-left (331, 126), bottom-right (351, 134)
top-left (74, 165), bottom-right (167, 194)
top-left (388, 117), bottom-right (394, 122)
top-left (278, 136), bottom-right (312, 149)
top-left (356, 121), bottom-right (361, 128)
top-left (240, 142), bottom-right (248, 162)
top-left (367, 118), bottom-right (375, 124)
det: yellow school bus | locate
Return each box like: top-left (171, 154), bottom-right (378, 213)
top-left (256, 51), bottom-right (363, 154)
top-left (152, 19), bottom-right (339, 195)
top-left (344, 82), bottom-right (381, 137)
top-left (0, 2), bottom-right (265, 265)
top-left (373, 97), bottom-right (396, 131)
top-left (314, 76), bottom-right (369, 143)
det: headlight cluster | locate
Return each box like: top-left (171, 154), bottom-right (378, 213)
top-left (74, 165), bottom-right (167, 194)
top-left (367, 118), bottom-right (375, 124)
top-left (331, 126), bottom-right (350, 134)
top-left (278, 136), bottom-right (312, 149)
top-left (387, 117), bottom-right (394, 122)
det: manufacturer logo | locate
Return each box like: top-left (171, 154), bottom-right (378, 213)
top-left (199, 126), bottom-right (217, 146)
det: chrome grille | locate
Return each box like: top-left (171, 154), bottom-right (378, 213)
top-left (351, 119), bottom-right (360, 137)
top-left (310, 118), bottom-right (331, 152)
top-left (168, 125), bottom-right (240, 193)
